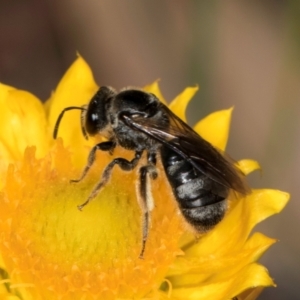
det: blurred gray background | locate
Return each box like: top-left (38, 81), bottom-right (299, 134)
top-left (0, 1), bottom-right (298, 299)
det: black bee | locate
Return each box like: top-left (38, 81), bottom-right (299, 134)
top-left (53, 86), bottom-right (249, 257)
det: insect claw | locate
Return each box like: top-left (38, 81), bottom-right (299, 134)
top-left (77, 205), bottom-right (84, 211)
top-left (138, 241), bottom-right (146, 259)
top-left (70, 179), bottom-right (79, 183)
top-left (77, 198), bottom-right (91, 211)
top-left (138, 251), bottom-right (145, 259)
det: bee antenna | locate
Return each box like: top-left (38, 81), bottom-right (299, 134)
top-left (53, 106), bottom-right (87, 139)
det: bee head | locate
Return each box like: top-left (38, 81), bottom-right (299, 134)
top-left (85, 86), bottom-right (116, 136)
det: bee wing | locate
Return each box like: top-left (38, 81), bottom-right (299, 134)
top-left (121, 104), bottom-right (250, 195)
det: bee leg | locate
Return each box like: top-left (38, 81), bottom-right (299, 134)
top-left (80, 105), bottom-right (88, 140)
top-left (138, 158), bottom-right (157, 258)
top-left (77, 150), bottom-right (143, 211)
top-left (71, 141), bottom-right (116, 183)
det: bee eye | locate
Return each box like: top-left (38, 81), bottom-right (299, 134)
top-left (85, 99), bottom-right (108, 135)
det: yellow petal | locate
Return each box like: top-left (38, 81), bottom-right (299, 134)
top-left (0, 141), bottom-right (15, 174)
top-left (46, 56), bottom-right (99, 167)
top-left (0, 294), bottom-right (20, 300)
top-left (167, 232), bottom-right (275, 292)
top-left (0, 83), bottom-right (48, 165)
top-left (194, 108), bottom-right (233, 151)
top-left (169, 232), bottom-right (275, 279)
top-left (0, 83), bottom-right (15, 97)
top-left (0, 255), bottom-right (4, 270)
top-left (170, 264), bottom-right (274, 300)
top-left (143, 80), bottom-right (167, 104)
top-left (169, 86), bottom-right (198, 122)
top-left (238, 287), bottom-right (264, 300)
top-left (238, 159), bottom-right (261, 175)
top-left (244, 232), bottom-right (276, 256)
top-left (184, 189), bottom-right (289, 257)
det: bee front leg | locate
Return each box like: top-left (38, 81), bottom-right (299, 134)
top-left (77, 150), bottom-right (143, 211)
top-left (71, 141), bottom-right (116, 183)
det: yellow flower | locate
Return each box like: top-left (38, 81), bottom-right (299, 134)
top-left (0, 57), bottom-right (289, 300)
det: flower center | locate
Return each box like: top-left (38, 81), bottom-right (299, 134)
top-left (0, 144), bottom-right (184, 299)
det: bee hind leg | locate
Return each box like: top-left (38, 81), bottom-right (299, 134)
top-left (137, 162), bottom-right (157, 258)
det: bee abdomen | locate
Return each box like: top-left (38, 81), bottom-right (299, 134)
top-left (181, 201), bottom-right (227, 231)
top-left (161, 146), bottom-right (229, 231)
top-left (175, 178), bottom-right (228, 231)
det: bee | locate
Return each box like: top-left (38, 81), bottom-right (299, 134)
top-left (53, 86), bottom-right (249, 257)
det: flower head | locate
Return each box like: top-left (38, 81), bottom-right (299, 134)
top-left (0, 57), bottom-right (289, 300)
